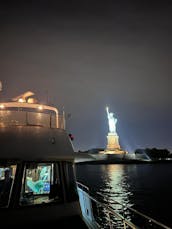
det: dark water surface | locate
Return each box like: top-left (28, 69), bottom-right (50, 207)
top-left (75, 163), bottom-right (172, 228)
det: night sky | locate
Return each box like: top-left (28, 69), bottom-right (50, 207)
top-left (0, 0), bottom-right (171, 152)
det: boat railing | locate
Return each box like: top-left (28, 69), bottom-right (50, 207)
top-left (77, 182), bottom-right (170, 229)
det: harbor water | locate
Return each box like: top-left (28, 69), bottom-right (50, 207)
top-left (75, 163), bottom-right (172, 228)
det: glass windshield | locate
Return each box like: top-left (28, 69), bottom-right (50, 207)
top-left (0, 109), bottom-right (56, 127)
top-left (25, 164), bottom-right (52, 195)
top-left (0, 165), bottom-right (16, 207)
top-left (20, 163), bottom-right (62, 206)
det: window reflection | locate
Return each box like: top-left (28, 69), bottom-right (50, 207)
top-left (20, 163), bottom-right (62, 206)
top-left (25, 165), bottom-right (51, 194)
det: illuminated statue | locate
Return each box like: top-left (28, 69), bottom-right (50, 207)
top-left (106, 106), bottom-right (117, 134)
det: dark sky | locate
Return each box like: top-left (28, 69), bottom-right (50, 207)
top-left (0, 0), bottom-right (171, 152)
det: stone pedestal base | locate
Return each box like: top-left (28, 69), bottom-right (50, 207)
top-left (106, 133), bottom-right (120, 151)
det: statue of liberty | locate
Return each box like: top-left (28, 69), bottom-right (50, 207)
top-left (106, 106), bottom-right (117, 134)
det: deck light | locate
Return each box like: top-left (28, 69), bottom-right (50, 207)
top-left (0, 104), bottom-right (5, 109)
top-left (38, 105), bottom-right (43, 110)
top-left (18, 98), bottom-right (25, 103)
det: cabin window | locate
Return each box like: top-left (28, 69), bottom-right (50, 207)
top-left (0, 165), bottom-right (16, 207)
top-left (19, 162), bottom-right (62, 206)
top-left (0, 109), bottom-right (57, 128)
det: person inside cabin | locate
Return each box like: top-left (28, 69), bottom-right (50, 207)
top-left (0, 169), bottom-right (13, 206)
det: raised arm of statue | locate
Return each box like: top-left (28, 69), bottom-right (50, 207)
top-left (106, 106), bottom-right (110, 117)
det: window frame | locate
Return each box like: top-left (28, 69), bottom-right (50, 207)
top-left (0, 163), bottom-right (17, 208)
top-left (19, 161), bottom-right (64, 207)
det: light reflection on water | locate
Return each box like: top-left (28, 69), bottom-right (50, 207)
top-left (76, 164), bottom-right (134, 205)
top-left (100, 164), bottom-right (133, 203)
top-left (98, 164), bottom-right (134, 225)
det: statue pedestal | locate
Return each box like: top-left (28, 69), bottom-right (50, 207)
top-left (99, 132), bottom-right (127, 158)
top-left (106, 133), bottom-right (120, 151)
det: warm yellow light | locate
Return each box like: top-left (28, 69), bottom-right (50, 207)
top-left (38, 105), bottom-right (43, 110)
top-left (18, 98), bottom-right (25, 103)
top-left (0, 104), bottom-right (5, 109)
top-left (27, 98), bottom-right (37, 104)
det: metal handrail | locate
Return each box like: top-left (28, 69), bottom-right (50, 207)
top-left (77, 181), bottom-right (89, 191)
top-left (77, 182), bottom-right (171, 229)
top-left (97, 192), bottom-right (170, 229)
top-left (86, 192), bottom-right (139, 229)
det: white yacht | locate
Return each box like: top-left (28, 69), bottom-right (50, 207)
top-left (0, 91), bottom-right (89, 228)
